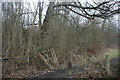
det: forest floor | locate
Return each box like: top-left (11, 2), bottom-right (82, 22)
top-left (27, 48), bottom-right (119, 78)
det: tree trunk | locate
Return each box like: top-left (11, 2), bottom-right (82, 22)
top-left (40, 2), bottom-right (54, 51)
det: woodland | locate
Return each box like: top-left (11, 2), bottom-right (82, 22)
top-left (1, 0), bottom-right (120, 78)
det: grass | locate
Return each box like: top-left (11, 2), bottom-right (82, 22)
top-left (98, 48), bottom-right (118, 60)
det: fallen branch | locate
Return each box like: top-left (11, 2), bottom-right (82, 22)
top-left (38, 53), bottom-right (54, 70)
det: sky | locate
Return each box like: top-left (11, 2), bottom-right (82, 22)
top-left (22, 0), bottom-right (95, 24)
top-left (1, 0), bottom-right (94, 2)
top-left (1, 0), bottom-right (119, 27)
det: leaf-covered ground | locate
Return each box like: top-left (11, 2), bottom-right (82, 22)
top-left (3, 48), bottom-right (119, 78)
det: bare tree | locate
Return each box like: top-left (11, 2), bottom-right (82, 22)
top-left (53, 1), bottom-right (120, 19)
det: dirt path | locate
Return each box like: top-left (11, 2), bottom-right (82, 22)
top-left (110, 57), bottom-right (119, 75)
top-left (28, 65), bottom-right (85, 78)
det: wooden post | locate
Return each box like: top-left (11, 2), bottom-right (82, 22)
top-left (52, 49), bottom-right (58, 65)
top-left (50, 48), bottom-right (58, 67)
top-left (39, 53), bottom-right (53, 70)
top-left (84, 52), bottom-right (87, 69)
top-left (67, 51), bottom-right (72, 76)
top-left (105, 55), bottom-right (110, 74)
top-left (72, 53), bottom-right (84, 67)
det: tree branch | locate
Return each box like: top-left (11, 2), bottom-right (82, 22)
top-left (53, 1), bottom-right (120, 19)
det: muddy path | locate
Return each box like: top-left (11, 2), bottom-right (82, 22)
top-left (28, 65), bottom-right (85, 78)
top-left (110, 57), bottom-right (119, 75)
